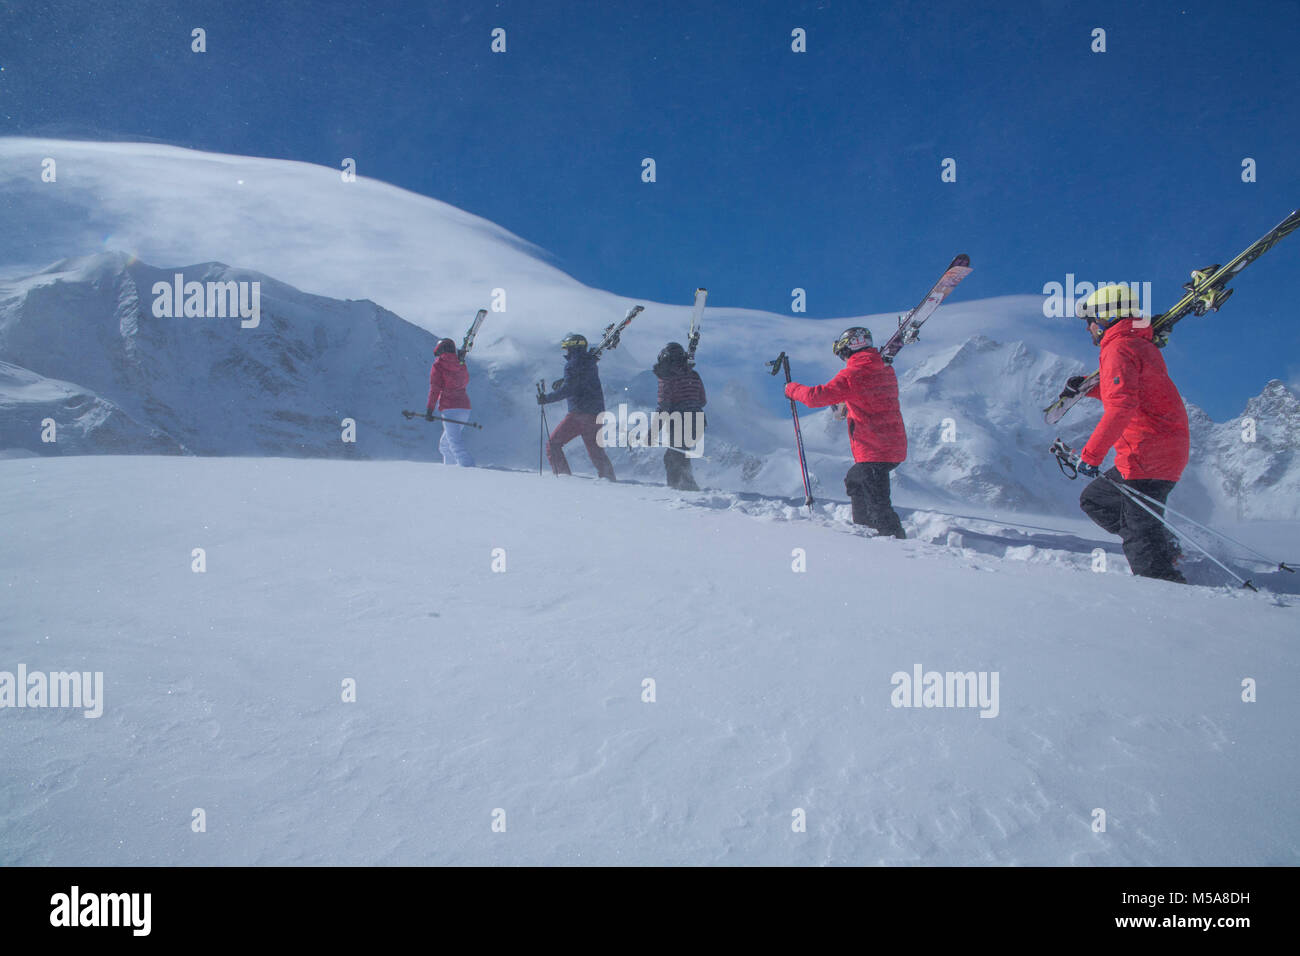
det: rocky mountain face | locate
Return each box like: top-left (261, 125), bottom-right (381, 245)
top-left (1184, 380), bottom-right (1300, 520)
top-left (0, 253), bottom-right (439, 460)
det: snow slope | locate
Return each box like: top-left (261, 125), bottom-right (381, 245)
top-left (1, 456), bottom-right (1296, 866)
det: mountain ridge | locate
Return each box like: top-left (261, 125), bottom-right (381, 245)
top-left (2, 251), bottom-right (1296, 522)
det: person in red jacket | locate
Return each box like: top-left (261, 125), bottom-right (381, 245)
top-left (426, 338), bottom-right (475, 467)
top-left (785, 327), bottom-right (907, 538)
top-left (1061, 285), bottom-right (1188, 582)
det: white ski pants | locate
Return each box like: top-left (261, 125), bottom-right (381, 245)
top-left (438, 408), bottom-right (475, 467)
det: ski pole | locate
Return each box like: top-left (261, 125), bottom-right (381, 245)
top-left (536, 381), bottom-right (554, 478)
top-left (767, 351), bottom-right (814, 514)
top-left (1116, 483), bottom-right (1295, 573)
top-left (1050, 440), bottom-right (1255, 590)
top-left (401, 409), bottom-right (483, 429)
top-left (1106, 478), bottom-right (1257, 591)
top-left (536, 381), bottom-right (544, 475)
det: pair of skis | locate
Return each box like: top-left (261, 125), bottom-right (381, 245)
top-left (769, 254), bottom-right (974, 515)
top-left (878, 254), bottom-right (973, 364)
top-left (457, 308), bottom-right (488, 364)
top-left (592, 288), bottom-right (706, 364)
top-left (1044, 208), bottom-right (1300, 424)
top-left (590, 305), bottom-right (644, 360)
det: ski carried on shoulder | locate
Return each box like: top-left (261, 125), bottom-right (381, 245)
top-left (877, 254), bottom-right (973, 365)
top-left (591, 305), bottom-right (644, 359)
top-left (458, 308), bottom-right (489, 363)
top-left (686, 288), bottom-right (707, 365)
top-left (1044, 208), bottom-right (1300, 425)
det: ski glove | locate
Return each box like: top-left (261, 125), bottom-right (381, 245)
top-left (536, 392), bottom-right (547, 405)
top-left (1077, 459), bottom-right (1101, 478)
top-left (1060, 375), bottom-right (1089, 399)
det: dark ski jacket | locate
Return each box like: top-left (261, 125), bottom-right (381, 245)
top-left (785, 348), bottom-right (906, 464)
top-left (544, 348), bottom-right (606, 415)
top-left (1080, 319), bottom-right (1189, 481)
top-left (654, 364), bottom-right (707, 413)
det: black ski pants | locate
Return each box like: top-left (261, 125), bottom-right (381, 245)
top-left (1079, 467), bottom-right (1184, 582)
top-left (662, 410), bottom-right (704, 490)
top-left (845, 462), bottom-right (905, 539)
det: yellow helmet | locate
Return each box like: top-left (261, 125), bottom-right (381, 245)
top-left (1077, 284), bottom-right (1143, 324)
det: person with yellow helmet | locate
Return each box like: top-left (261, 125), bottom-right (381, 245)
top-left (537, 333), bottom-right (617, 480)
top-left (1064, 285), bottom-right (1188, 582)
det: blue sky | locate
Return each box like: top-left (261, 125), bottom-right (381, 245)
top-left (2, 0), bottom-right (1299, 417)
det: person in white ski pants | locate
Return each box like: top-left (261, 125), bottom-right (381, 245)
top-left (438, 407), bottom-right (475, 467)
top-left (426, 338), bottom-right (476, 468)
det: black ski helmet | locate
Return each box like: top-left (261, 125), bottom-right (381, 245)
top-left (832, 327), bottom-right (873, 359)
top-left (560, 332), bottom-right (588, 351)
top-left (434, 338), bottom-right (457, 356)
top-left (658, 342), bottom-right (687, 365)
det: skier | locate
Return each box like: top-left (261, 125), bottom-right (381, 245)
top-left (784, 327), bottom-right (907, 538)
top-left (652, 342), bottom-right (707, 490)
top-left (537, 333), bottom-right (617, 480)
top-left (1060, 285), bottom-right (1189, 583)
top-left (426, 338), bottom-right (475, 467)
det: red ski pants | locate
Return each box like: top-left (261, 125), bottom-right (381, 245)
top-left (547, 412), bottom-right (616, 480)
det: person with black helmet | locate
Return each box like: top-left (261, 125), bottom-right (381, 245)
top-left (784, 327), bottom-right (907, 538)
top-left (537, 333), bottom-right (617, 480)
top-left (426, 337), bottom-right (475, 467)
top-left (652, 342), bottom-right (707, 490)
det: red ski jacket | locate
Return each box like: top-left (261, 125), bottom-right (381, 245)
top-left (1080, 319), bottom-right (1188, 481)
top-left (785, 348), bottom-right (907, 463)
top-left (427, 353), bottom-right (471, 411)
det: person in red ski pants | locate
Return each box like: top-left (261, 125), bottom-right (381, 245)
top-left (537, 332), bottom-right (616, 480)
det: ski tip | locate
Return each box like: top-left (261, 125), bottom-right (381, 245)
top-left (953, 254), bottom-right (971, 268)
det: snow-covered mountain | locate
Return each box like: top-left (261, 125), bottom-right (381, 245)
top-left (1184, 381), bottom-right (1300, 521)
top-left (6, 249), bottom-right (1297, 521)
top-left (0, 253), bottom-right (445, 459)
top-left (0, 359), bottom-right (183, 456)
top-left (2, 138), bottom-right (1297, 522)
